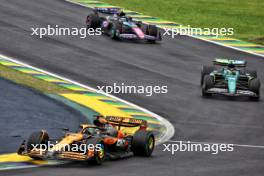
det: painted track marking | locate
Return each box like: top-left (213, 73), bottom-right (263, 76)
top-left (168, 140), bottom-right (264, 149)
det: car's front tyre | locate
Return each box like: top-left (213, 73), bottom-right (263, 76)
top-left (86, 138), bottom-right (105, 165)
top-left (86, 13), bottom-right (101, 29)
top-left (201, 65), bottom-right (215, 86)
top-left (132, 130), bottom-right (155, 157)
top-left (249, 78), bottom-right (260, 101)
top-left (27, 130), bottom-right (49, 160)
top-left (202, 75), bottom-right (214, 97)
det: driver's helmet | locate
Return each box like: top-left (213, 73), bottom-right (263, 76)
top-left (227, 63), bottom-right (235, 71)
top-left (93, 117), bottom-right (107, 128)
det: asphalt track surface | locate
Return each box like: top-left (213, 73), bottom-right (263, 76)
top-left (0, 0), bottom-right (264, 175)
top-left (0, 78), bottom-right (86, 154)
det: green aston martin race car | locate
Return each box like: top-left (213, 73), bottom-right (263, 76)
top-left (201, 58), bottom-right (261, 100)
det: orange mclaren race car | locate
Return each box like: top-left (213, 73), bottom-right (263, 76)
top-left (17, 116), bottom-right (155, 165)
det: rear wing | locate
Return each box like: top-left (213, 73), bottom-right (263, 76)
top-left (213, 58), bottom-right (247, 67)
top-left (105, 116), bottom-right (147, 129)
top-left (94, 7), bottom-right (122, 14)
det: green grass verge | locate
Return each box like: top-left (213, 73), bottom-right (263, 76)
top-left (0, 65), bottom-right (73, 94)
top-left (101, 0), bottom-right (264, 45)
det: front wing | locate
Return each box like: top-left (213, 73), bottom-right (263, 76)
top-left (118, 34), bottom-right (160, 41)
top-left (205, 88), bottom-right (258, 97)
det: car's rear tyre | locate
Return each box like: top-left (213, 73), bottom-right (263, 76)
top-left (201, 66), bottom-right (215, 86)
top-left (86, 13), bottom-right (101, 29)
top-left (202, 75), bottom-right (214, 97)
top-left (249, 78), bottom-right (260, 100)
top-left (146, 25), bottom-right (157, 35)
top-left (132, 130), bottom-right (155, 157)
top-left (27, 130), bottom-right (49, 160)
top-left (86, 138), bottom-right (105, 165)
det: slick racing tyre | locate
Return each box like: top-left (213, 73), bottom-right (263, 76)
top-left (132, 130), bottom-right (155, 157)
top-left (147, 25), bottom-right (158, 36)
top-left (86, 13), bottom-right (101, 29)
top-left (27, 130), bottom-right (49, 159)
top-left (202, 75), bottom-right (214, 97)
top-left (201, 65), bottom-right (215, 86)
top-left (86, 138), bottom-right (105, 165)
top-left (249, 78), bottom-right (260, 100)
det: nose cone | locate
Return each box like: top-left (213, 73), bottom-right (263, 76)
top-left (133, 27), bottom-right (145, 39)
top-left (228, 77), bottom-right (237, 94)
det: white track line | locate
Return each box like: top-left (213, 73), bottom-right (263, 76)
top-left (66, 0), bottom-right (264, 58)
top-left (0, 161), bottom-right (65, 171)
top-left (0, 165), bottom-right (38, 171)
top-left (168, 140), bottom-right (264, 149)
top-left (0, 54), bottom-right (175, 145)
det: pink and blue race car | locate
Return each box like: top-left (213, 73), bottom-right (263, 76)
top-left (86, 9), bottom-right (162, 43)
